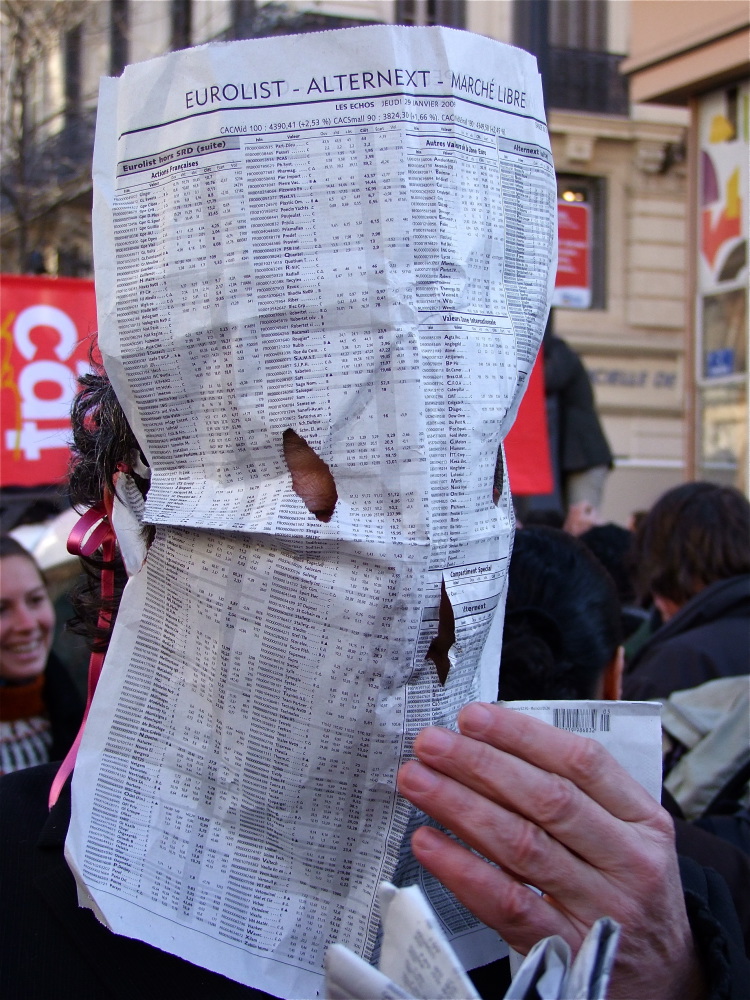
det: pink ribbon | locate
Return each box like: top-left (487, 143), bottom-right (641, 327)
top-left (48, 505), bottom-right (116, 808)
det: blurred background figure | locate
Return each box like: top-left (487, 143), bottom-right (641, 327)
top-left (517, 312), bottom-right (613, 531)
top-left (499, 525), bottom-right (623, 702)
top-left (623, 481), bottom-right (750, 701)
top-left (0, 536), bottom-right (83, 774)
top-left (579, 522), bottom-right (649, 640)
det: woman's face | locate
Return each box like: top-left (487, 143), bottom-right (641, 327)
top-left (0, 555), bottom-right (55, 681)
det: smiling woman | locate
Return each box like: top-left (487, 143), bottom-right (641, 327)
top-left (0, 537), bottom-right (83, 774)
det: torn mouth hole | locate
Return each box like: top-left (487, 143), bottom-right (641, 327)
top-left (426, 581), bottom-right (455, 686)
top-left (282, 428), bottom-right (338, 522)
top-left (493, 444), bottom-right (504, 506)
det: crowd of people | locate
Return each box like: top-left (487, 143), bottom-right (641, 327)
top-left (1, 364), bottom-right (749, 997)
top-left (4, 237), bottom-right (741, 1000)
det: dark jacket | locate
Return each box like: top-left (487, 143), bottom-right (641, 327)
top-left (544, 334), bottom-right (612, 474)
top-left (43, 651), bottom-right (85, 763)
top-left (679, 856), bottom-right (750, 996)
top-left (670, 805), bottom-right (750, 956)
top-left (0, 763), bottom-right (276, 1000)
top-left (2, 764), bottom-right (749, 999)
top-left (623, 576), bottom-right (750, 701)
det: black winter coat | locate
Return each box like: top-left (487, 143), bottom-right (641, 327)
top-left (43, 651), bottom-right (85, 763)
top-left (0, 763), bottom-right (277, 1000)
top-left (544, 334), bottom-right (613, 474)
top-left (623, 575), bottom-right (750, 701)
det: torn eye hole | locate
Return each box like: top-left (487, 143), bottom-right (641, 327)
top-left (282, 428), bottom-right (338, 522)
top-left (426, 581), bottom-right (455, 686)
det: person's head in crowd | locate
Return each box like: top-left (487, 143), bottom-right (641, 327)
top-left (0, 536), bottom-right (55, 684)
top-left (579, 522), bottom-right (648, 639)
top-left (579, 523), bottom-right (636, 605)
top-left (521, 507), bottom-right (564, 530)
top-left (627, 508), bottom-right (648, 534)
top-left (632, 481), bottom-right (750, 623)
top-left (499, 526), bottom-right (623, 701)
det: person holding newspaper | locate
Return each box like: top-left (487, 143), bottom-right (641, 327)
top-left (398, 702), bottom-right (749, 998)
top-left (2, 365), bottom-right (748, 998)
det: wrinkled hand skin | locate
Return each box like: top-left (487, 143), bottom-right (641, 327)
top-left (397, 703), bottom-right (707, 1000)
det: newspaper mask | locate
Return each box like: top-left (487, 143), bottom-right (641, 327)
top-left (69, 25), bottom-right (557, 998)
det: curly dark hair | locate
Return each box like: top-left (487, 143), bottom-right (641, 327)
top-left (66, 364), bottom-right (150, 653)
top-left (632, 481), bottom-right (750, 606)
top-left (498, 526), bottom-right (622, 701)
top-left (68, 369), bottom-right (148, 513)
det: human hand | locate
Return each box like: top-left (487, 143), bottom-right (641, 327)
top-left (563, 500), bottom-right (600, 536)
top-left (397, 703), bottom-right (706, 1000)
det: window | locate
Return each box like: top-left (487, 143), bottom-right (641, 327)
top-left (514, 0), bottom-right (628, 115)
top-left (395, 1), bottom-right (465, 29)
top-left (548, 0), bottom-right (606, 52)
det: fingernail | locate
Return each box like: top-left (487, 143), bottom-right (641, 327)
top-left (399, 761), bottom-right (440, 793)
top-left (417, 726), bottom-right (456, 755)
top-left (459, 702), bottom-right (494, 736)
top-left (412, 826), bottom-right (443, 853)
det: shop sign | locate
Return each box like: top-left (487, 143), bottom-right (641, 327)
top-left (698, 84), bottom-right (748, 381)
top-left (587, 356), bottom-right (683, 411)
top-left (552, 201), bottom-right (591, 309)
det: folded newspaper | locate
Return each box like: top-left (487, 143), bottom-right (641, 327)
top-left (324, 882), bottom-right (620, 1000)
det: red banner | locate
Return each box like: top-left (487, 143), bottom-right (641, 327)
top-left (504, 354), bottom-right (553, 496)
top-left (1, 275), bottom-right (97, 487)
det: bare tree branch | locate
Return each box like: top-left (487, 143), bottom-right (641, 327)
top-left (0, 0), bottom-right (93, 269)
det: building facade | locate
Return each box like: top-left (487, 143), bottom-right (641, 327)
top-left (624, 0), bottom-right (749, 497)
top-left (1, 0), bottom-right (693, 521)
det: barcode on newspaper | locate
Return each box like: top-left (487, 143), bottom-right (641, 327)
top-left (553, 708), bottom-right (611, 733)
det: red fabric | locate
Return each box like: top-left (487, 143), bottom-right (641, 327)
top-left (0, 275), bottom-right (97, 487)
top-left (48, 506), bottom-right (115, 808)
top-left (0, 674), bottom-right (45, 722)
top-left (505, 355), bottom-right (553, 495)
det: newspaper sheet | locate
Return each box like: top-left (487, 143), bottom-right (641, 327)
top-left (67, 25), bottom-right (557, 999)
top-left (325, 882), bottom-right (480, 1000)
top-left (325, 884), bottom-right (620, 1000)
top-left (502, 701), bottom-right (663, 802)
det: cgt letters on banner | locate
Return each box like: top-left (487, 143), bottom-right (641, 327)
top-left (0, 275), bottom-right (96, 487)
